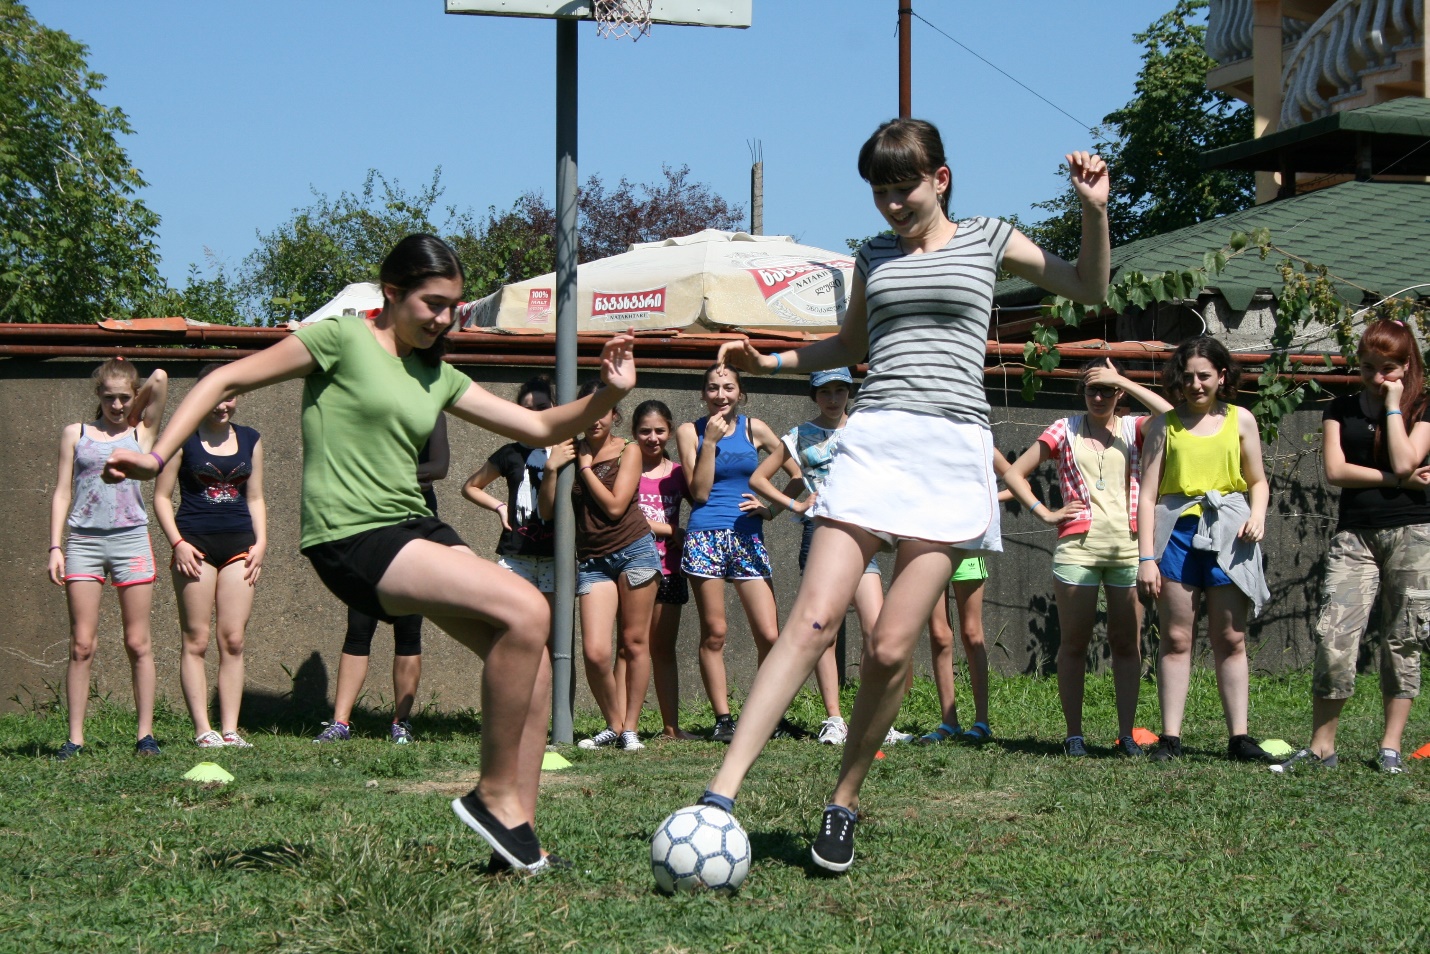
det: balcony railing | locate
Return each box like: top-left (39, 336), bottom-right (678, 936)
top-left (1205, 0), bottom-right (1313, 65)
top-left (1281, 0), bottom-right (1424, 127)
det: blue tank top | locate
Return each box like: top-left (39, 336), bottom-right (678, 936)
top-left (687, 415), bottom-right (761, 535)
top-left (68, 425), bottom-right (147, 531)
top-left (176, 424), bottom-right (259, 535)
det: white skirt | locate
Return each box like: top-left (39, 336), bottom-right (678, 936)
top-left (809, 408), bottom-right (1002, 551)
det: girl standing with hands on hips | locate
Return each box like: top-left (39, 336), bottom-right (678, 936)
top-left (154, 362), bottom-right (267, 749)
top-left (105, 234), bottom-right (637, 872)
top-left (694, 118), bottom-right (1110, 873)
top-left (1137, 337), bottom-right (1273, 764)
top-left (50, 358), bottom-right (169, 759)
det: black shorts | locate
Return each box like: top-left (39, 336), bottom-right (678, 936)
top-left (656, 572), bottom-right (689, 605)
top-left (182, 530), bottom-right (257, 569)
top-left (303, 517), bottom-right (466, 623)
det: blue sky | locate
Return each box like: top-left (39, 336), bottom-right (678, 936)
top-left (32, 1), bottom-right (1181, 286)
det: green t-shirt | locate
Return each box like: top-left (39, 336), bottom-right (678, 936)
top-left (292, 315), bottom-right (470, 548)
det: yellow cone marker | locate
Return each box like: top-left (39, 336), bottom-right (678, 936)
top-left (541, 752), bottom-right (572, 771)
top-left (183, 762), bottom-right (235, 784)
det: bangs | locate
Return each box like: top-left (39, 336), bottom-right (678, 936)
top-left (857, 132), bottom-right (937, 187)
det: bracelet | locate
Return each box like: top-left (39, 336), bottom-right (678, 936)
top-left (772, 352), bottom-right (783, 373)
top-left (48, 545), bottom-right (61, 551)
top-left (1138, 556), bottom-right (1157, 562)
top-left (1386, 409), bottom-right (1403, 417)
top-left (148, 450), bottom-right (165, 471)
top-left (580, 465), bottom-right (593, 472)
top-left (495, 502), bottom-right (507, 509)
top-left (1029, 501), bottom-right (1042, 512)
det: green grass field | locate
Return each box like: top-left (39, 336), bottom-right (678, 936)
top-left (2, 671), bottom-right (1428, 953)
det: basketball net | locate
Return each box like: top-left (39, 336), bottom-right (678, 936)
top-left (593, 0), bottom-right (653, 40)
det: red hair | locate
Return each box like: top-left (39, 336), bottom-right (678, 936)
top-left (1358, 319), bottom-right (1427, 463)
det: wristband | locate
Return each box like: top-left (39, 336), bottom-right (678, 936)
top-left (1138, 556), bottom-right (1157, 562)
top-left (148, 450), bottom-right (165, 471)
top-left (772, 352), bottom-right (782, 373)
top-left (1029, 501), bottom-right (1042, 512)
top-left (495, 502), bottom-right (507, 509)
top-left (1386, 409), bottom-right (1403, 417)
top-left (48, 545), bottom-right (61, 551)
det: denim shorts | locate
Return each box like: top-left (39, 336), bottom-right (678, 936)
top-left (682, 528), bottom-right (772, 580)
top-left (577, 533), bottom-right (662, 594)
top-left (798, 520), bottom-right (879, 575)
top-left (1158, 515), bottom-right (1233, 589)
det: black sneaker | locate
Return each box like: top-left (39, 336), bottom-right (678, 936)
top-left (135, 735), bottom-right (161, 757)
top-left (1228, 734), bottom-right (1275, 763)
top-left (1113, 735), bottom-right (1144, 758)
top-left (54, 741), bottom-right (83, 762)
top-left (1063, 735), bottom-right (1089, 758)
top-left (811, 805), bottom-right (857, 873)
top-left (487, 850), bottom-right (571, 874)
top-left (1149, 735), bottom-right (1182, 762)
top-left (452, 790), bottom-right (544, 872)
top-left (710, 715), bottom-right (737, 744)
top-left (1268, 747), bottom-right (1338, 774)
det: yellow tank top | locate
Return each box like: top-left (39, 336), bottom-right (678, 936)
top-left (1159, 405), bottom-right (1247, 517)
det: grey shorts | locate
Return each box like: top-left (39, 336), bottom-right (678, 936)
top-left (64, 526), bottom-right (156, 587)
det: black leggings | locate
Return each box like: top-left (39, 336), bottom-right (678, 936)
top-left (344, 606), bottom-right (423, 657)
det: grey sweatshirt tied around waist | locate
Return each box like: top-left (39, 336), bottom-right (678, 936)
top-left (1152, 490), bottom-right (1270, 618)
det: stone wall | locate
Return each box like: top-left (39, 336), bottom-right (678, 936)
top-left (0, 357), bottom-right (1332, 720)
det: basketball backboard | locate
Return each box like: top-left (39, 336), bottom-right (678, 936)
top-left (443, 1), bottom-right (751, 28)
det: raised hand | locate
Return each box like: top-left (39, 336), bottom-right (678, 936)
top-left (704, 410), bottom-right (735, 442)
top-left (1383, 377), bottom-right (1405, 410)
top-left (1082, 358), bottom-right (1124, 391)
top-left (599, 330), bottom-right (637, 393)
top-left (1067, 151), bottom-right (1109, 209)
top-left (717, 338), bottom-right (774, 375)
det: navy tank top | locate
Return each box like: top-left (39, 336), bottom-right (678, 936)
top-left (176, 424), bottom-right (260, 535)
top-left (687, 415), bottom-right (761, 536)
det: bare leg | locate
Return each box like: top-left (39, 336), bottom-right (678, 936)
top-left (692, 576), bottom-right (732, 716)
top-left (1203, 584), bottom-right (1251, 737)
top-left (1105, 584), bottom-right (1143, 738)
top-left (117, 582), bottom-right (156, 740)
top-left (514, 648), bottom-right (553, 826)
top-left (175, 565), bottom-right (220, 737)
top-left (708, 522), bottom-right (877, 798)
top-left (953, 580), bottom-right (989, 727)
top-left (332, 654), bottom-right (372, 725)
top-left (392, 654), bottom-right (421, 725)
top-left (578, 580), bottom-right (623, 731)
top-left (212, 562), bottom-right (254, 735)
top-left (831, 542), bottom-right (955, 810)
top-left (649, 600), bottom-right (696, 738)
top-left (1052, 579), bottom-right (1098, 738)
top-left (1155, 580), bottom-right (1200, 737)
top-left (64, 581), bottom-right (103, 746)
top-left (814, 644), bottom-right (843, 719)
top-left (1308, 695), bottom-right (1347, 757)
top-left (1382, 697), bottom-right (1412, 754)
top-left (617, 574), bottom-right (658, 733)
top-left (927, 587), bottom-right (958, 726)
top-left (733, 577), bottom-right (780, 664)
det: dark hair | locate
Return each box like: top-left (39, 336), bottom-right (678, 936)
top-left (1359, 318), bottom-right (1428, 464)
top-left (809, 376), bottom-right (854, 403)
top-left (632, 400), bottom-right (675, 458)
top-left (1077, 356), bottom-right (1127, 409)
top-left (378, 234), bottom-right (465, 367)
top-left (857, 118), bottom-right (951, 215)
top-left (701, 363), bottom-right (747, 404)
top-left (578, 377), bottom-right (621, 426)
top-left (91, 357), bottom-right (139, 419)
top-left (517, 374), bottom-right (554, 406)
top-left (1163, 337), bottom-right (1239, 405)
top-left (196, 362), bottom-right (225, 382)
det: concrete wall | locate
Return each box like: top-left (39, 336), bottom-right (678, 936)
top-left (1, 358), bottom-right (1331, 720)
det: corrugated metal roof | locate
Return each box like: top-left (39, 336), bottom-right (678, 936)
top-left (994, 180), bottom-right (1430, 311)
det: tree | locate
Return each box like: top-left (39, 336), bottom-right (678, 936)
top-left (0, 1), bottom-right (166, 323)
top-left (1023, 0), bottom-right (1254, 258)
top-left (577, 164), bottom-right (744, 262)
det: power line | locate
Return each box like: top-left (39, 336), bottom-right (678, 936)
top-left (909, 10), bottom-right (1095, 134)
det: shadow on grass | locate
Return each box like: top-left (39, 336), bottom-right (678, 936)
top-left (197, 841), bottom-right (311, 871)
top-left (749, 829), bottom-right (808, 870)
top-left (988, 735), bottom-right (1064, 758)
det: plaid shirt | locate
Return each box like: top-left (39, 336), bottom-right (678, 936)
top-left (1035, 414), bottom-right (1145, 539)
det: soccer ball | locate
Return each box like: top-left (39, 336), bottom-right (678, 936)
top-left (650, 804), bottom-right (751, 894)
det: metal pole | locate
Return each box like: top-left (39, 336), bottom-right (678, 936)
top-left (898, 4), bottom-right (911, 117)
top-left (550, 17), bottom-right (578, 745)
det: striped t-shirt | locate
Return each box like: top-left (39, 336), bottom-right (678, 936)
top-left (852, 217), bottom-right (1014, 427)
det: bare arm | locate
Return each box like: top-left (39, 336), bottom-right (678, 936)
top-left (748, 443), bottom-right (811, 515)
top-left (538, 439), bottom-right (575, 522)
top-left (1083, 360), bottom-right (1172, 416)
top-left (742, 418), bottom-right (805, 518)
top-left (718, 272), bottom-right (870, 376)
top-left (243, 439), bottom-right (267, 585)
top-left (1001, 152), bottom-right (1110, 305)
top-left (1136, 414), bottom-right (1167, 600)
top-left (462, 460), bottom-right (512, 529)
top-left (679, 420), bottom-right (719, 504)
top-left (130, 368), bottom-right (170, 452)
top-left (577, 442), bottom-right (644, 521)
top-left (1237, 406), bottom-right (1269, 541)
top-left (47, 424), bottom-right (79, 585)
top-left (994, 447), bottom-right (1079, 524)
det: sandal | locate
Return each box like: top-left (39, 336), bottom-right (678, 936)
top-left (915, 722), bottom-right (962, 746)
top-left (962, 721), bottom-right (992, 744)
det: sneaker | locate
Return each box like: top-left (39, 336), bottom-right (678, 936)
top-left (451, 790), bottom-right (544, 872)
top-left (883, 727), bottom-right (913, 745)
top-left (1149, 735), bottom-right (1182, 762)
top-left (135, 735), bottom-right (161, 757)
top-left (578, 727), bottom-right (619, 750)
top-left (313, 721), bottom-right (351, 744)
top-left (1113, 735), bottom-right (1144, 758)
top-left (817, 717), bottom-right (848, 745)
top-left (1268, 747), bottom-right (1338, 774)
top-left (810, 805), bottom-right (857, 873)
top-left (488, 850), bottom-right (571, 874)
top-left (1229, 734), bottom-right (1275, 763)
top-left (619, 730), bottom-right (645, 751)
top-left (54, 741), bottom-right (83, 762)
top-left (390, 722), bottom-right (414, 745)
top-left (194, 730), bottom-right (226, 748)
top-left (221, 731), bottom-right (253, 749)
top-left (1378, 748), bottom-right (1405, 774)
top-left (710, 715), bottom-right (737, 744)
top-left (1063, 735), bottom-right (1089, 758)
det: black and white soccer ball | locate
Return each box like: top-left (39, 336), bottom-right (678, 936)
top-left (650, 804), bottom-right (751, 894)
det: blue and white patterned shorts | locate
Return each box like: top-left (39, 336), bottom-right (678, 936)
top-left (681, 529), bottom-right (772, 580)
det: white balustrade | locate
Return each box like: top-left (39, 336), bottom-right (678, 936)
top-left (1280, 0), bottom-right (1424, 128)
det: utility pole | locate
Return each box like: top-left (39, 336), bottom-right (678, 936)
top-left (898, 3), bottom-right (911, 117)
top-left (749, 140), bottom-right (763, 235)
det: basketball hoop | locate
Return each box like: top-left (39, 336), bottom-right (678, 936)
top-left (593, 0), bottom-right (653, 40)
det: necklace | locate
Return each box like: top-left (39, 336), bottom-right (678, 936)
top-left (1083, 417), bottom-right (1112, 491)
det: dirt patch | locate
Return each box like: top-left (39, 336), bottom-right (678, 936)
top-left (388, 771), bottom-right (596, 796)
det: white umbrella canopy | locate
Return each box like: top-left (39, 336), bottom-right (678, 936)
top-left (461, 229), bottom-right (855, 334)
top-left (298, 281), bottom-right (384, 325)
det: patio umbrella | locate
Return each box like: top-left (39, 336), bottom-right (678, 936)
top-left (461, 229), bottom-right (854, 334)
